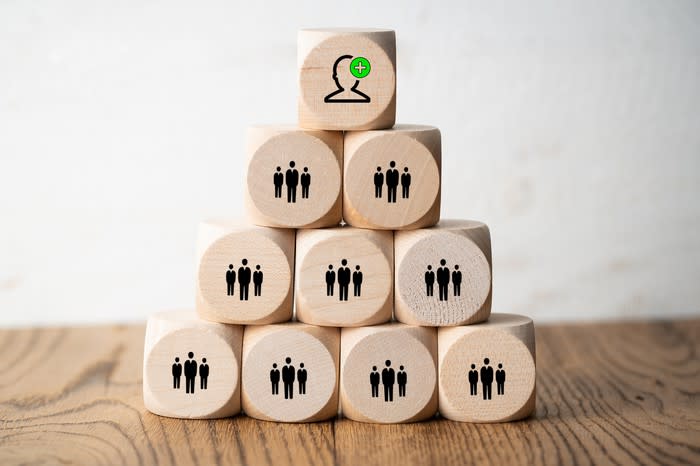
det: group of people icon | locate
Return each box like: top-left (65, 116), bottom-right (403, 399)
top-left (468, 358), bottom-right (506, 400)
top-left (274, 161), bottom-right (311, 203)
top-left (425, 259), bottom-right (462, 301)
top-left (374, 162), bottom-right (411, 203)
top-left (171, 352), bottom-right (209, 394)
top-left (270, 357), bottom-right (308, 399)
top-left (325, 260), bottom-right (363, 301)
top-left (370, 360), bottom-right (407, 402)
top-left (226, 259), bottom-right (263, 300)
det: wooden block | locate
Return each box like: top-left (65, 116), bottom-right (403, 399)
top-left (245, 126), bottom-right (343, 229)
top-left (394, 219), bottom-right (492, 326)
top-left (438, 313), bottom-right (536, 423)
top-left (295, 227), bottom-right (393, 327)
top-left (241, 322), bottom-right (340, 423)
top-left (343, 125), bottom-right (441, 230)
top-left (340, 323), bottom-right (438, 423)
top-left (143, 310), bottom-right (243, 419)
top-left (298, 28), bottom-right (396, 130)
top-left (196, 220), bottom-right (295, 325)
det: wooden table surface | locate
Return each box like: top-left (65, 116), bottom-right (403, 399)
top-left (0, 319), bottom-right (698, 465)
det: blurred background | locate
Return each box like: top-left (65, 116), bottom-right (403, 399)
top-left (1, 1), bottom-right (698, 326)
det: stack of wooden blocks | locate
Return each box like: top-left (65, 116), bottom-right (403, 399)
top-left (143, 28), bottom-right (536, 424)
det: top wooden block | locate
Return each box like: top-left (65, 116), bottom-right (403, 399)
top-left (298, 28), bottom-right (396, 130)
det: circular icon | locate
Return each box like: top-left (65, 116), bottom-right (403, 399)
top-left (349, 57), bottom-right (371, 79)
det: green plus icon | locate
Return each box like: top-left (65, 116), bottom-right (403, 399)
top-left (350, 57), bottom-right (371, 79)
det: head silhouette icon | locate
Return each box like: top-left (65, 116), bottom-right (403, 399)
top-left (256, 265), bottom-right (260, 270)
top-left (175, 357), bottom-right (179, 362)
top-left (355, 265), bottom-right (360, 270)
top-left (188, 352), bottom-right (194, 359)
top-left (300, 363), bottom-right (304, 368)
top-left (328, 264), bottom-right (333, 270)
top-left (440, 259), bottom-right (447, 266)
top-left (377, 166), bottom-right (382, 172)
top-left (484, 358), bottom-right (490, 365)
top-left (498, 363), bottom-right (502, 368)
top-left (273, 363), bottom-right (277, 368)
top-left (303, 167), bottom-right (308, 172)
top-left (242, 258), bottom-right (248, 266)
top-left (373, 366), bottom-right (377, 371)
top-left (404, 167), bottom-right (409, 172)
top-left (341, 259), bottom-right (348, 266)
top-left (289, 161), bottom-right (296, 168)
top-left (389, 161), bottom-right (396, 168)
top-left (385, 360), bottom-right (391, 367)
top-left (276, 166), bottom-right (281, 172)
top-left (471, 363), bottom-right (475, 369)
top-left (400, 365), bottom-right (404, 370)
top-left (286, 357), bottom-right (292, 364)
top-left (202, 358), bottom-right (206, 363)
top-left (455, 265), bottom-right (459, 270)
top-left (427, 265), bottom-right (432, 270)
top-left (324, 55), bottom-right (371, 103)
top-left (229, 264), bottom-right (233, 270)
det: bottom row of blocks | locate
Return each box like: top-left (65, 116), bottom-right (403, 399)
top-left (143, 311), bottom-right (536, 424)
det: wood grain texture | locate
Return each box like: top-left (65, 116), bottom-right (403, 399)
top-left (1, 319), bottom-right (699, 465)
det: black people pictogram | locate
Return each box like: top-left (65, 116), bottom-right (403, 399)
top-left (271, 357), bottom-right (308, 400)
top-left (353, 265), bottom-right (363, 297)
top-left (270, 363), bottom-right (280, 394)
top-left (373, 162), bottom-right (411, 203)
top-left (468, 363), bottom-right (478, 396)
top-left (496, 363), bottom-right (506, 395)
top-left (401, 167), bottom-right (411, 199)
top-left (425, 265), bottom-right (435, 297)
top-left (226, 259), bottom-right (263, 300)
top-left (172, 357), bottom-right (182, 389)
top-left (370, 366), bottom-right (380, 398)
top-left (467, 358), bottom-right (506, 400)
top-left (325, 260), bottom-right (363, 300)
top-left (425, 259), bottom-right (461, 301)
top-left (273, 162), bottom-right (312, 203)
top-left (273, 166), bottom-right (283, 198)
top-left (301, 167), bottom-right (311, 199)
top-left (171, 352), bottom-right (210, 394)
top-left (324, 55), bottom-right (371, 103)
top-left (286, 161), bottom-right (299, 203)
top-left (370, 360), bottom-right (407, 402)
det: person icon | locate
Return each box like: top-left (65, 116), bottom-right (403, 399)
top-left (437, 259), bottom-right (451, 302)
top-left (370, 366), bottom-right (380, 398)
top-left (273, 166), bottom-right (283, 199)
top-left (238, 259), bottom-right (251, 301)
top-left (352, 265), bottom-right (363, 297)
top-left (226, 264), bottom-right (236, 296)
top-left (300, 167), bottom-right (311, 199)
top-left (297, 362), bottom-right (307, 395)
top-left (184, 352), bottom-right (197, 394)
top-left (282, 357), bottom-right (296, 400)
top-left (468, 363), bottom-right (478, 396)
top-left (270, 363), bottom-right (280, 395)
top-left (452, 265), bottom-right (462, 297)
top-left (325, 264), bottom-right (336, 297)
top-left (381, 360), bottom-right (395, 402)
top-left (374, 166), bottom-right (384, 198)
top-left (253, 265), bottom-right (263, 297)
top-left (496, 363), bottom-right (506, 395)
top-left (172, 357), bottom-right (182, 389)
top-left (397, 365), bottom-right (407, 397)
top-left (480, 358), bottom-right (494, 400)
top-left (425, 265), bottom-right (435, 297)
top-left (385, 161), bottom-right (399, 203)
top-left (199, 358), bottom-right (209, 390)
top-left (401, 167), bottom-right (411, 199)
top-left (285, 161), bottom-right (299, 203)
top-left (337, 259), bottom-right (351, 301)
top-left (323, 55), bottom-right (371, 103)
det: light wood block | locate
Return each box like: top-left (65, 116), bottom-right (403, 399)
top-left (343, 125), bottom-right (441, 230)
top-left (143, 310), bottom-right (243, 419)
top-left (196, 220), bottom-right (295, 325)
top-left (295, 227), bottom-right (393, 327)
top-left (245, 126), bottom-right (343, 229)
top-left (298, 28), bottom-right (396, 130)
top-left (242, 322), bottom-right (340, 423)
top-left (438, 313), bottom-right (536, 423)
top-left (394, 219), bottom-right (492, 326)
top-left (340, 323), bottom-right (438, 424)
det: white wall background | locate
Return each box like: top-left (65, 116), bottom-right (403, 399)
top-left (1, 0), bottom-right (699, 326)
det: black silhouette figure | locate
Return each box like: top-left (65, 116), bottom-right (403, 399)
top-left (382, 360), bottom-right (395, 402)
top-left (297, 362), bottom-right (307, 395)
top-left (496, 363), bottom-right (506, 395)
top-left (385, 161), bottom-right (399, 203)
top-left (238, 259), bottom-right (251, 301)
top-left (353, 265), bottom-right (363, 297)
top-left (337, 259), bottom-right (351, 301)
top-left (282, 357), bottom-right (296, 400)
top-left (226, 264), bottom-right (236, 296)
top-left (397, 365), bottom-right (407, 397)
top-left (325, 265), bottom-right (336, 296)
top-left (270, 363), bottom-right (280, 395)
top-left (401, 167), bottom-right (411, 199)
top-left (437, 259), bottom-right (451, 302)
top-left (253, 265), bottom-right (263, 297)
top-left (468, 363), bottom-right (478, 396)
top-left (452, 265), bottom-right (462, 297)
top-left (374, 166), bottom-right (384, 198)
top-left (273, 166), bottom-right (283, 198)
top-left (480, 358), bottom-right (494, 400)
top-left (172, 357), bottom-right (182, 389)
top-left (324, 55), bottom-right (371, 103)
top-left (285, 161), bottom-right (299, 203)
top-left (184, 352), bottom-right (197, 394)
top-left (425, 265), bottom-right (435, 297)
top-left (370, 366), bottom-right (380, 398)
top-left (301, 167), bottom-right (311, 199)
top-left (199, 358), bottom-right (209, 390)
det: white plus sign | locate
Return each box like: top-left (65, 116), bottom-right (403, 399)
top-left (354, 61), bottom-right (366, 74)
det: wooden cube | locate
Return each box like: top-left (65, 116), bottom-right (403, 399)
top-left (343, 125), bottom-right (441, 230)
top-left (242, 323), bottom-right (340, 423)
top-left (196, 220), bottom-right (295, 325)
top-left (438, 313), bottom-right (536, 423)
top-left (394, 220), bottom-right (492, 326)
top-left (340, 324), bottom-right (438, 423)
top-left (245, 126), bottom-right (343, 228)
top-left (298, 28), bottom-right (396, 130)
top-left (295, 227), bottom-right (393, 327)
top-left (143, 310), bottom-right (243, 419)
